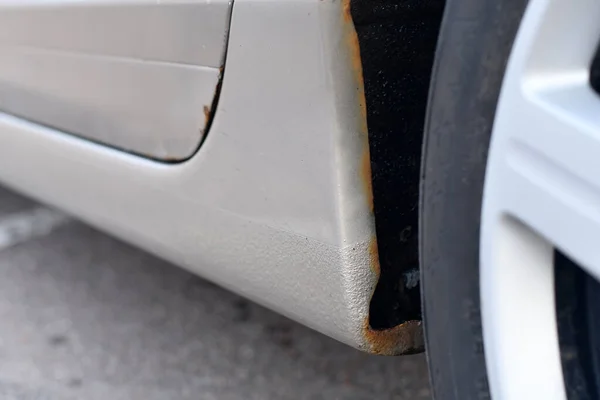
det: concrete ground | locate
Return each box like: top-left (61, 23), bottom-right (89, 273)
top-left (0, 186), bottom-right (432, 400)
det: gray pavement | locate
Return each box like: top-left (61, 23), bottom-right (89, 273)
top-left (0, 186), bottom-right (432, 400)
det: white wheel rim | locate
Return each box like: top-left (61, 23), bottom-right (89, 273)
top-left (480, 0), bottom-right (600, 398)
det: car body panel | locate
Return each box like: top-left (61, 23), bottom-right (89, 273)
top-left (0, 0), bottom-right (421, 354)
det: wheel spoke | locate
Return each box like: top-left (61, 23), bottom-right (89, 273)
top-left (486, 0), bottom-right (600, 294)
top-left (497, 81), bottom-right (600, 281)
top-left (481, 0), bottom-right (600, 397)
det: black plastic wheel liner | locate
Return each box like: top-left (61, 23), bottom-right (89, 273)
top-left (350, 0), bottom-right (445, 329)
top-left (556, 251), bottom-right (600, 399)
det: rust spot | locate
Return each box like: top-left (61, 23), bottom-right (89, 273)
top-left (342, 0), bottom-right (371, 214)
top-left (363, 236), bottom-right (422, 356)
top-left (361, 212), bottom-right (424, 356)
top-left (368, 235), bottom-right (380, 276)
top-left (365, 225), bottom-right (423, 355)
top-left (341, 0), bottom-right (352, 23)
top-left (362, 319), bottom-right (424, 355)
top-left (201, 73), bottom-right (224, 135)
top-left (203, 105), bottom-right (211, 126)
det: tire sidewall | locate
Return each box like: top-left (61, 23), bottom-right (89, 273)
top-left (419, 0), bottom-right (529, 398)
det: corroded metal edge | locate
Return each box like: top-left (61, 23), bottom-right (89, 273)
top-left (339, 0), bottom-right (424, 355)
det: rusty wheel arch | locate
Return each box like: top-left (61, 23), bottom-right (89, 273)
top-left (349, 0), bottom-right (446, 343)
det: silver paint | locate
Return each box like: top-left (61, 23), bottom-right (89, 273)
top-left (0, 0), bottom-right (413, 354)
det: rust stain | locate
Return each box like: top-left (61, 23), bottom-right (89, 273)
top-left (368, 235), bottom-right (380, 276)
top-left (365, 222), bottom-right (423, 355)
top-left (364, 235), bottom-right (423, 355)
top-left (361, 195), bottom-right (424, 355)
top-left (341, 0), bottom-right (353, 24)
top-left (362, 319), bottom-right (424, 355)
top-left (201, 74), bottom-right (224, 135)
top-left (362, 212), bottom-right (424, 356)
top-left (203, 105), bottom-right (211, 127)
top-left (363, 236), bottom-right (422, 356)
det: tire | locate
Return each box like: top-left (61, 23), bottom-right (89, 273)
top-left (419, 0), bottom-right (529, 399)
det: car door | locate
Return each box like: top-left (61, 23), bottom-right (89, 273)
top-left (0, 0), bottom-right (231, 160)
